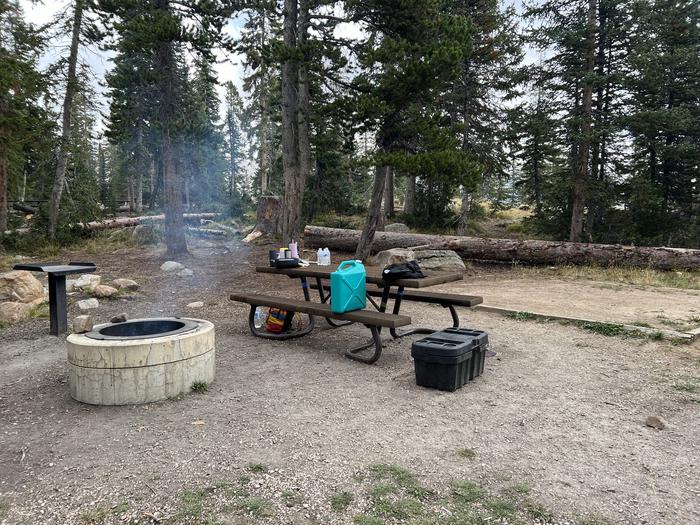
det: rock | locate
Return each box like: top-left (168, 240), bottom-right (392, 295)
top-left (0, 301), bottom-right (33, 325)
top-left (372, 248), bottom-right (416, 267)
top-left (66, 279), bottom-right (78, 293)
top-left (132, 224), bottom-right (162, 245)
top-left (415, 250), bottom-right (467, 273)
top-left (92, 285), bottom-right (119, 298)
top-left (187, 301), bottom-right (204, 309)
top-left (112, 278), bottom-right (139, 292)
top-left (0, 270), bottom-right (45, 303)
top-left (161, 261), bottom-right (185, 272)
top-left (177, 268), bottom-right (194, 277)
top-left (72, 315), bottom-right (94, 333)
top-left (385, 222), bottom-right (410, 233)
top-left (74, 274), bottom-right (101, 291)
top-left (77, 298), bottom-right (99, 311)
top-left (110, 313), bottom-right (128, 323)
top-left (645, 415), bottom-right (667, 430)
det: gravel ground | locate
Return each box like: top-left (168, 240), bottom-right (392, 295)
top-left (1, 239), bottom-right (699, 525)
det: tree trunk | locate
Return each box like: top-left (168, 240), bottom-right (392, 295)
top-left (156, 1), bottom-right (187, 257)
top-left (404, 174), bottom-right (416, 215)
top-left (457, 186), bottom-right (471, 235)
top-left (295, 0), bottom-right (311, 236)
top-left (0, 154), bottom-right (7, 232)
top-left (383, 167), bottom-right (394, 218)
top-left (355, 164), bottom-right (388, 261)
top-left (48, 0), bottom-right (84, 240)
top-left (569, 0), bottom-right (596, 242)
top-left (150, 145), bottom-right (163, 210)
top-left (305, 226), bottom-right (700, 270)
top-left (162, 127), bottom-right (187, 257)
top-left (281, 0), bottom-right (301, 244)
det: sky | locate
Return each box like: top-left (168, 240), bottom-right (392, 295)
top-left (19, 0), bottom-right (538, 132)
top-left (20, 0), bottom-right (248, 129)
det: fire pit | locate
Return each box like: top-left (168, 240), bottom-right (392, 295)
top-left (66, 317), bottom-right (215, 405)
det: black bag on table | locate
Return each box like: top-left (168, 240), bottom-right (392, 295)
top-left (382, 260), bottom-right (425, 282)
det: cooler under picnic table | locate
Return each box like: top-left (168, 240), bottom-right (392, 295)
top-left (231, 264), bottom-right (483, 364)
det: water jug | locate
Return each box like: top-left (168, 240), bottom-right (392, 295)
top-left (330, 260), bottom-right (367, 313)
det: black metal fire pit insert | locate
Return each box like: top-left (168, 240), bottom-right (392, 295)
top-left (84, 318), bottom-right (198, 341)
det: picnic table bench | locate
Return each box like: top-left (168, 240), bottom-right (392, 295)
top-left (230, 264), bottom-right (483, 364)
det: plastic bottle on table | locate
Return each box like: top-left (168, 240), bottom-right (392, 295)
top-left (323, 248), bottom-right (331, 265)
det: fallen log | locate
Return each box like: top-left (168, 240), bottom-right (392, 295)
top-left (186, 227), bottom-right (227, 237)
top-left (303, 225), bottom-right (700, 270)
top-left (12, 202), bottom-right (37, 214)
top-left (82, 213), bottom-right (221, 231)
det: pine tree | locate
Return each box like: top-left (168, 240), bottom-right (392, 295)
top-left (97, 0), bottom-right (236, 256)
top-left (348, 0), bottom-right (478, 259)
top-left (48, 0), bottom-right (85, 240)
top-left (625, 0), bottom-right (700, 246)
top-left (223, 81), bottom-right (246, 199)
top-left (0, 0), bottom-right (46, 232)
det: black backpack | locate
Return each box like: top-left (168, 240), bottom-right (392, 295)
top-left (382, 261), bottom-right (425, 282)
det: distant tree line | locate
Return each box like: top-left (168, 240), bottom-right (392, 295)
top-left (0, 0), bottom-right (697, 256)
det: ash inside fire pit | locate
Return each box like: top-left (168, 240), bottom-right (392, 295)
top-left (85, 318), bottom-right (198, 340)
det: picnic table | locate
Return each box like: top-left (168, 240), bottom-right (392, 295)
top-left (231, 264), bottom-right (483, 364)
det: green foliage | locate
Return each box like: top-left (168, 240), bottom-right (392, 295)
top-left (246, 463), bottom-right (267, 474)
top-left (457, 448), bottom-right (476, 460)
top-left (577, 321), bottom-right (626, 337)
top-left (451, 480), bottom-right (487, 504)
top-left (190, 381), bottom-right (208, 393)
top-left (330, 491), bottom-right (353, 511)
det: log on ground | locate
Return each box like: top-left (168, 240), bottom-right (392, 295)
top-left (81, 213), bottom-right (221, 231)
top-left (303, 225), bottom-right (700, 270)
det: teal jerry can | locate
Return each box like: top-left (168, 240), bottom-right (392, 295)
top-left (330, 260), bottom-right (367, 314)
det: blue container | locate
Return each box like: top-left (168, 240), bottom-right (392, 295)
top-left (330, 260), bottom-right (367, 313)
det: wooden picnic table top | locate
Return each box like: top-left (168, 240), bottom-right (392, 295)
top-left (255, 265), bottom-right (463, 288)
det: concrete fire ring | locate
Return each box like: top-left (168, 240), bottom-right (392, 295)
top-left (66, 318), bottom-right (215, 405)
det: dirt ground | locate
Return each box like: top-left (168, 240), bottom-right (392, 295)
top-left (443, 274), bottom-right (700, 333)
top-left (1, 238), bottom-right (699, 525)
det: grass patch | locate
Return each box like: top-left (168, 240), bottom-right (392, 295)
top-left (367, 464), bottom-right (417, 486)
top-left (247, 462), bottom-right (267, 474)
top-left (457, 447), bottom-right (476, 459)
top-left (179, 489), bottom-right (206, 517)
top-left (240, 496), bottom-right (273, 517)
top-left (632, 321), bottom-right (653, 328)
top-left (190, 381), bottom-right (208, 393)
top-left (238, 474), bottom-right (251, 484)
top-left (485, 498), bottom-right (517, 519)
top-left (577, 321), bottom-right (626, 337)
top-left (451, 480), bottom-right (487, 504)
top-left (0, 501), bottom-right (7, 519)
top-left (80, 502), bottom-right (128, 523)
top-left (30, 303), bottom-right (49, 319)
top-left (368, 483), bottom-right (398, 498)
top-left (353, 514), bottom-right (383, 525)
top-left (672, 382), bottom-right (698, 393)
top-left (503, 482), bottom-right (530, 496)
top-left (525, 500), bottom-right (555, 521)
top-left (282, 490), bottom-right (303, 507)
top-left (370, 497), bottom-right (424, 520)
top-left (330, 491), bottom-right (354, 511)
top-left (506, 311), bottom-right (535, 321)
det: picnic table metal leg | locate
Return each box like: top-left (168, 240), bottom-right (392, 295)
top-left (387, 286), bottom-right (460, 339)
top-left (345, 325), bottom-right (383, 364)
top-left (48, 274), bottom-right (67, 336)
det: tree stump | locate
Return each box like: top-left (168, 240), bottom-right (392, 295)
top-left (243, 196), bottom-right (282, 242)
